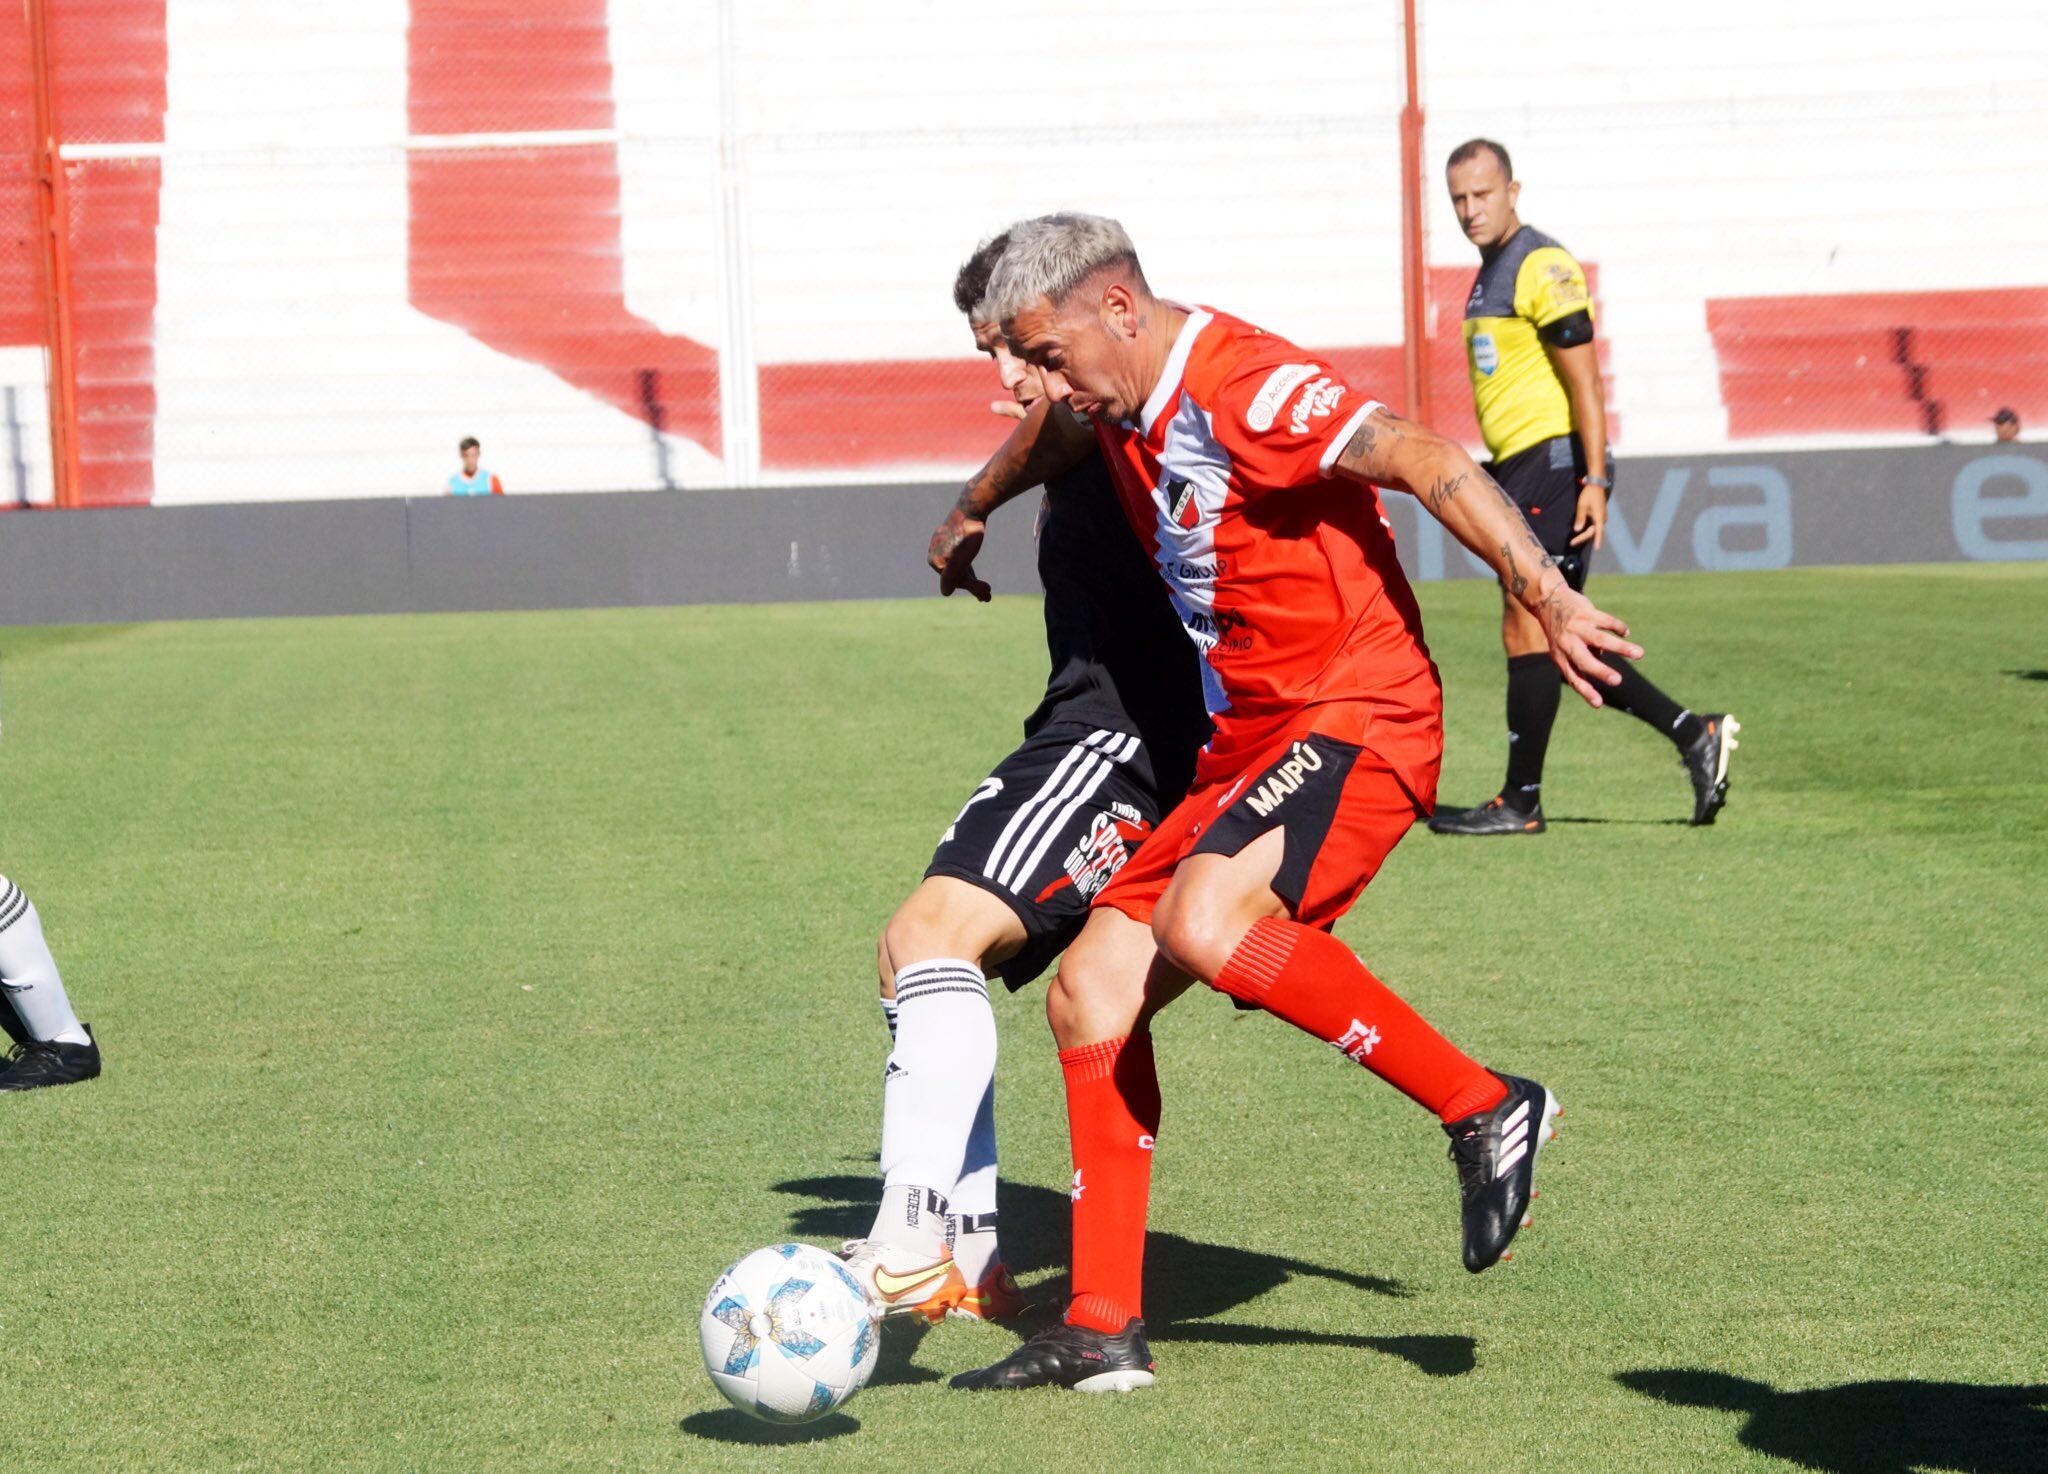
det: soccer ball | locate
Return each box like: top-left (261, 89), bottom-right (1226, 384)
top-left (699, 1243), bottom-right (878, 1423)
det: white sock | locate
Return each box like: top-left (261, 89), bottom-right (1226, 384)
top-left (872, 957), bottom-right (997, 1255)
top-left (0, 877), bottom-right (90, 1046)
top-left (870, 1183), bottom-right (951, 1260)
top-left (878, 995), bottom-right (899, 1045)
top-left (950, 1078), bottom-right (1001, 1282)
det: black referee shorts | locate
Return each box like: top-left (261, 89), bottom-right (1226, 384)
top-left (1491, 434), bottom-right (1593, 592)
top-left (924, 721), bottom-right (1163, 990)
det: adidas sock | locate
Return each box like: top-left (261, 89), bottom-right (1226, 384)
top-left (949, 1079), bottom-right (1000, 1283)
top-left (1502, 653), bottom-right (1562, 812)
top-left (1596, 653), bottom-right (1704, 749)
top-left (1215, 918), bottom-right (1503, 1123)
top-left (1061, 1033), bottom-right (1160, 1335)
top-left (0, 877), bottom-right (90, 1046)
top-left (878, 995), bottom-right (899, 1045)
top-left (872, 958), bottom-right (996, 1255)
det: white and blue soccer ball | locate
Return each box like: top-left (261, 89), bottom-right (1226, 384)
top-left (699, 1243), bottom-right (878, 1423)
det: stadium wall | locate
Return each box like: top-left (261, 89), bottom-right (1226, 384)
top-left (1, 445), bottom-right (2042, 627)
top-left (1, 1), bottom-right (2043, 507)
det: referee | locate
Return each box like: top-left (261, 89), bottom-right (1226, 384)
top-left (1429, 138), bottom-right (1739, 834)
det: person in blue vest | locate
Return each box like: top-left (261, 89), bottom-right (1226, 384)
top-left (447, 436), bottom-right (504, 496)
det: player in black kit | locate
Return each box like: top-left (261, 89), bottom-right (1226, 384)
top-left (839, 234), bottom-right (1210, 1324)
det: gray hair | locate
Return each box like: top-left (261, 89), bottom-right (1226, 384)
top-left (982, 212), bottom-right (1145, 325)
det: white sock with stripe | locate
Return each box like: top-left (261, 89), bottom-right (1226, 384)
top-left (949, 1079), bottom-right (1001, 1282)
top-left (0, 877), bottom-right (90, 1046)
top-left (872, 957), bottom-right (996, 1257)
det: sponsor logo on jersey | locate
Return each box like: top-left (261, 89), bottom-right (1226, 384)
top-left (1472, 332), bottom-right (1499, 376)
top-left (1333, 1018), bottom-right (1382, 1062)
top-left (1544, 261), bottom-right (1587, 304)
top-left (1245, 362), bottom-right (1323, 432)
top-left (1111, 800), bottom-right (1145, 824)
top-left (1243, 739), bottom-right (1326, 818)
top-left (1288, 377), bottom-right (1346, 435)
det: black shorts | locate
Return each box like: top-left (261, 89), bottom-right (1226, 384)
top-left (925, 721), bottom-right (1164, 990)
top-left (1492, 434), bottom-right (1593, 592)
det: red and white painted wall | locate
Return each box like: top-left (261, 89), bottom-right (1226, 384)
top-left (1, 0), bottom-right (2043, 506)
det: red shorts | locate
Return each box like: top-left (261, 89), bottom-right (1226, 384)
top-left (1094, 700), bottom-right (1440, 930)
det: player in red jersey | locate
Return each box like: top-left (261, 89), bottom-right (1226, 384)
top-left (931, 214), bottom-right (1642, 1392)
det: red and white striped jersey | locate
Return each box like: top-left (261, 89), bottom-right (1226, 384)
top-left (1091, 307), bottom-right (1441, 788)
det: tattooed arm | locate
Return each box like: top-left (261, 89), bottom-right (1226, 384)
top-left (927, 399), bottom-right (1094, 601)
top-left (1331, 406), bottom-right (1642, 705)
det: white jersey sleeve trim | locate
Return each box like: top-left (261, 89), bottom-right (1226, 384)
top-left (1318, 400), bottom-right (1384, 477)
top-left (1138, 307), bottom-right (1214, 439)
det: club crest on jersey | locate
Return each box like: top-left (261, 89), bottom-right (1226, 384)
top-left (1163, 476), bottom-right (1201, 530)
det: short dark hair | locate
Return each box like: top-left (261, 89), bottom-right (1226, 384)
top-left (458, 436), bottom-right (480, 453)
top-left (951, 231), bottom-right (1012, 320)
top-left (1447, 137), bottom-right (1513, 179)
top-left (1992, 407), bottom-right (2018, 424)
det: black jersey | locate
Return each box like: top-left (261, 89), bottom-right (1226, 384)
top-left (1022, 452), bottom-right (1211, 804)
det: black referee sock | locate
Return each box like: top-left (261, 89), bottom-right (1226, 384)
top-left (1502, 653), bottom-right (1561, 813)
top-left (1596, 653), bottom-right (1705, 749)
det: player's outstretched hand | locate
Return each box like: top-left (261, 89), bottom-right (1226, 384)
top-left (1539, 585), bottom-right (1643, 707)
top-left (929, 506), bottom-right (992, 601)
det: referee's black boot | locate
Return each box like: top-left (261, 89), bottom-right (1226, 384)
top-left (1427, 794), bottom-right (1546, 836)
top-left (1680, 713), bottom-right (1740, 826)
top-left (0, 1024), bottom-right (101, 1092)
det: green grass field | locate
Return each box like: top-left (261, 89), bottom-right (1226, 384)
top-left (2, 564), bottom-right (2044, 1472)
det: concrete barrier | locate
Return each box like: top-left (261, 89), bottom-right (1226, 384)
top-left (1, 443), bottom-right (2041, 626)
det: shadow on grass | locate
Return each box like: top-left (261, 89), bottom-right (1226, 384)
top-left (678, 1409), bottom-right (859, 1444)
top-left (776, 1173), bottom-right (1446, 1381)
top-left (1161, 1323), bottom-right (1475, 1377)
top-left (1545, 816), bottom-right (1694, 827)
top-left (1617, 1369), bottom-right (2048, 1474)
top-left (2001, 668), bottom-right (2048, 682)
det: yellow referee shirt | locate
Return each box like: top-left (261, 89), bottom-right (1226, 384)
top-left (1461, 225), bottom-right (1592, 461)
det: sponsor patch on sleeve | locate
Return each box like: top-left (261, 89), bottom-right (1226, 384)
top-left (1244, 363), bottom-right (1323, 432)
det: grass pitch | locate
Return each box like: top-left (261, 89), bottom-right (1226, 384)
top-left (1, 563), bottom-right (2044, 1472)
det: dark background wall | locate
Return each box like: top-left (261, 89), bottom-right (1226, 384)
top-left (1, 444), bottom-right (2043, 627)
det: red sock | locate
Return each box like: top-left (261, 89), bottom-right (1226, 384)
top-left (1215, 918), bottom-right (1505, 1123)
top-left (1059, 1033), bottom-right (1161, 1334)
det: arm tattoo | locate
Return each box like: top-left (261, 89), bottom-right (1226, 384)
top-left (1425, 471), bottom-right (1467, 513)
top-left (1339, 408), bottom-right (1409, 471)
top-left (1498, 542), bottom-right (1527, 599)
top-left (957, 469), bottom-right (996, 520)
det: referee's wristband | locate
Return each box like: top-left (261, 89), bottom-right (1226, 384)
top-left (1580, 475), bottom-right (1613, 490)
